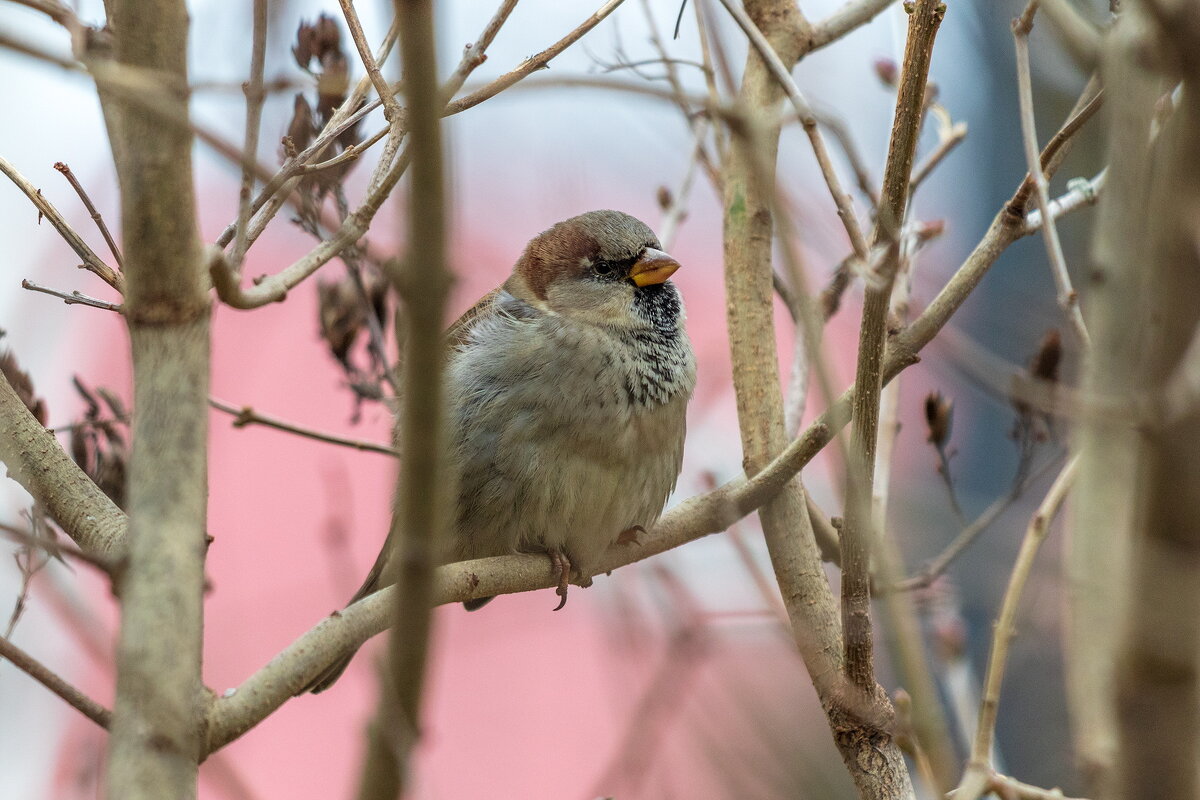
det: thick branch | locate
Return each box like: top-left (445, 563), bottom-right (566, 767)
top-left (98, 0), bottom-right (209, 797)
top-left (0, 373), bottom-right (126, 557)
top-left (356, 1), bottom-right (451, 797)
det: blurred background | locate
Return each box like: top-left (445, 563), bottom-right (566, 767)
top-left (0, 0), bottom-right (1104, 797)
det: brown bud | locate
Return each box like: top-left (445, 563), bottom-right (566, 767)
top-left (69, 377), bottom-right (128, 509)
top-left (292, 21), bottom-right (318, 70)
top-left (317, 276), bottom-right (366, 367)
top-left (656, 186), bottom-right (673, 211)
top-left (286, 94), bottom-right (315, 155)
top-left (873, 58), bottom-right (898, 87)
top-left (316, 50), bottom-right (350, 121)
top-left (1030, 328), bottom-right (1062, 383)
top-left (916, 219), bottom-right (946, 243)
top-left (924, 390), bottom-right (953, 448)
top-left (313, 14), bottom-right (342, 60)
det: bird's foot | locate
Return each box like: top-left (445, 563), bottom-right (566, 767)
top-left (549, 549), bottom-right (572, 611)
top-left (616, 525), bottom-right (646, 546)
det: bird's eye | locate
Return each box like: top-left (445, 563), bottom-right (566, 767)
top-left (592, 261), bottom-right (614, 277)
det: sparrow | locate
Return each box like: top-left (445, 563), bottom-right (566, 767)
top-left (305, 209), bottom-right (696, 693)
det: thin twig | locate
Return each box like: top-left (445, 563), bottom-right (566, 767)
top-left (214, 0), bottom-right (521, 307)
top-left (0, 156), bottom-right (124, 293)
top-left (0, 635), bottom-right (112, 729)
top-left (910, 120), bottom-right (967, 191)
top-left (21, 280), bottom-right (123, 312)
top-left (444, 0), bottom-right (628, 115)
top-left (338, 0), bottom-right (402, 121)
top-left (716, 0), bottom-right (871, 260)
top-left (808, 0), bottom-right (899, 53)
top-left (1023, 169), bottom-right (1106, 235)
top-left (1008, 82), bottom-right (1104, 215)
top-left (1013, 7), bottom-right (1091, 346)
top-left (0, 518), bottom-right (117, 577)
top-left (891, 453), bottom-right (1064, 592)
top-left (841, 0), bottom-right (945, 695)
top-left (210, 151), bottom-right (411, 308)
top-left (53, 162), bottom-right (124, 268)
top-left (955, 456), bottom-right (1079, 800)
top-left (208, 397), bottom-right (399, 457)
top-left (230, 0), bottom-right (268, 269)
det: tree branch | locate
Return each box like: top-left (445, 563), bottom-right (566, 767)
top-left (355, 0), bottom-right (451, 796)
top-left (841, 0), bottom-right (943, 698)
top-left (0, 155), bottom-right (124, 293)
top-left (955, 457), bottom-right (1078, 800)
top-left (0, 635), bottom-right (113, 730)
top-left (97, 0), bottom-right (209, 795)
top-left (0, 372), bottom-right (127, 557)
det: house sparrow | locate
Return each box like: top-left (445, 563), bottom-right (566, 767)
top-left (305, 210), bottom-right (695, 693)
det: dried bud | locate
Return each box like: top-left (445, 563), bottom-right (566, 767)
top-left (1030, 328), bottom-right (1062, 383)
top-left (873, 58), bottom-right (898, 87)
top-left (286, 94), bottom-right (316, 155)
top-left (317, 276), bottom-right (366, 367)
top-left (924, 390), bottom-right (953, 448)
top-left (313, 14), bottom-right (342, 59)
top-left (70, 377), bottom-right (128, 509)
top-left (915, 219), bottom-right (946, 243)
top-left (292, 21), bottom-right (318, 70)
top-left (316, 50), bottom-right (350, 121)
top-left (656, 186), bottom-right (673, 211)
top-left (294, 14), bottom-right (342, 71)
top-left (0, 348), bottom-right (47, 426)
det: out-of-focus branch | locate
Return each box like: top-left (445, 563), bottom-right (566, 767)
top-left (445, 0), bottom-right (627, 115)
top-left (717, 0), bottom-right (870, 260)
top-left (230, 0), bottom-right (267, 269)
top-left (1105, 4), bottom-right (1200, 798)
top-left (208, 398), bottom-right (399, 456)
top-left (355, 0), bottom-right (451, 796)
top-left (97, 0), bottom-right (210, 795)
top-left (0, 635), bottom-right (113, 730)
top-left (1013, 7), bottom-right (1090, 346)
top-left (807, 0), bottom-right (898, 53)
top-left (955, 457), bottom-right (1078, 800)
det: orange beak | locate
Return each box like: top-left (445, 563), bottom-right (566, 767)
top-left (628, 248), bottom-right (681, 287)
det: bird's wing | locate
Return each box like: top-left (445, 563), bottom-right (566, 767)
top-left (444, 288), bottom-right (503, 351)
top-left (444, 286), bottom-right (545, 350)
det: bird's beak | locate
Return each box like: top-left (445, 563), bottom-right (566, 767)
top-left (629, 248), bottom-right (681, 287)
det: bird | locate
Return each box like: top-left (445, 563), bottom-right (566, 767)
top-left (304, 209), bottom-right (696, 694)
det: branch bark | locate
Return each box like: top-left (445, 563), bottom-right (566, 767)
top-left (720, 1), bottom-right (916, 797)
top-left (95, 1), bottom-right (210, 797)
top-left (355, 1), bottom-right (452, 797)
top-left (0, 375), bottom-right (126, 557)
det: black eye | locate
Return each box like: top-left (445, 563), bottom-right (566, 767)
top-left (592, 260), bottom-right (614, 276)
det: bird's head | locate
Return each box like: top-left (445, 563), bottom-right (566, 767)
top-left (507, 210), bottom-right (683, 330)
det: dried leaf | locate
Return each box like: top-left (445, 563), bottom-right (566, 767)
top-left (0, 348), bottom-right (47, 426)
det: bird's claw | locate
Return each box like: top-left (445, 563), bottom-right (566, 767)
top-left (549, 549), bottom-right (571, 611)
